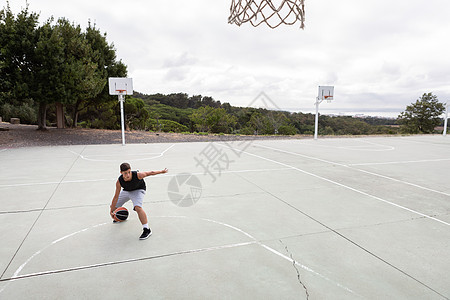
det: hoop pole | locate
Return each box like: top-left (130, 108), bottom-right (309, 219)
top-left (444, 102), bottom-right (448, 137)
top-left (119, 94), bottom-right (126, 146)
top-left (314, 97), bottom-right (322, 140)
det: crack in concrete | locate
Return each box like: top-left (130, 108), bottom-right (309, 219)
top-left (280, 240), bottom-right (310, 299)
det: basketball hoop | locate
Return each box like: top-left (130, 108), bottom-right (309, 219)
top-left (108, 78), bottom-right (134, 146)
top-left (228, 0), bottom-right (305, 29)
top-left (315, 86), bottom-right (334, 140)
top-left (318, 86), bottom-right (334, 102)
top-left (108, 78), bottom-right (133, 96)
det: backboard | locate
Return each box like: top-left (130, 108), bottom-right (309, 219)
top-left (108, 78), bottom-right (133, 95)
top-left (318, 86), bottom-right (334, 101)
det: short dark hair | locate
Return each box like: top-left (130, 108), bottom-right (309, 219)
top-left (120, 162), bottom-right (131, 172)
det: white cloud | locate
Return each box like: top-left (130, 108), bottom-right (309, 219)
top-left (6, 0), bottom-right (450, 116)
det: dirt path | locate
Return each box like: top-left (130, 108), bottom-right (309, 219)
top-left (0, 123), bottom-right (307, 148)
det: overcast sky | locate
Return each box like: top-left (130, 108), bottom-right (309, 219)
top-left (6, 0), bottom-right (450, 117)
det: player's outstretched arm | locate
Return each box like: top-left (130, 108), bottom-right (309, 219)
top-left (138, 168), bottom-right (168, 179)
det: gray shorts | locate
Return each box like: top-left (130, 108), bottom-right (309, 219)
top-left (116, 189), bottom-right (146, 209)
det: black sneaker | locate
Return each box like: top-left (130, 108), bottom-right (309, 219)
top-left (139, 228), bottom-right (152, 240)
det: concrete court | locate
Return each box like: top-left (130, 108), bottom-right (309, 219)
top-left (0, 135), bottom-right (449, 299)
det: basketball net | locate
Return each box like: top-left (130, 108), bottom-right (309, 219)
top-left (228, 0), bottom-right (305, 29)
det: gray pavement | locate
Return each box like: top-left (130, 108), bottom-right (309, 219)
top-left (0, 135), bottom-right (449, 299)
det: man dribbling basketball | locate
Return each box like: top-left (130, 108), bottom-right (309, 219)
top-left (110, 162), bottom-right (168, 240)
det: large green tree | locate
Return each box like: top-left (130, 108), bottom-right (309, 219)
top-left (32, 18), bottom-right (105, 129)
top-left (73, 22), bottom-right (127, 127)
top-left (0, 4), bottom-right (39, 122)
top-left (1, 3), bottom-right (127, 129)
top-left (397, 93), bottom-right (445, 134)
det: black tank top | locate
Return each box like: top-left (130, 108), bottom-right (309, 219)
top-left (118, 171), bottom-right (146, 191)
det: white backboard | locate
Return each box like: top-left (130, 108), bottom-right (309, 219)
top-left (109, 78), bottom-right (133, 95)
top-left (318, 86), bottom-right (334, 101)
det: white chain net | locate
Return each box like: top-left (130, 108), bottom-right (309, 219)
top-left (229, 0), bottom-right (305, 29)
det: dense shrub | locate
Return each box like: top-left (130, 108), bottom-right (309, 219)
top-left (147, 119), bottom-right (188, 132)
top-left (0, 99), bottom-right (37, 124)
top-left (277, 125), bottom-right (298, 135)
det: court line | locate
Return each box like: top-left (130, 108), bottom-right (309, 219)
top-left (270, 139), bottom-right (395, 152)
top-left (12, 222), bottom-right (109, 278)
top-left (0, 216), bottom-right (357, 296)
top-left (1, 242), bottom-right (257, 282)
top-left (236, 174), bottom-right (448, 299)
top-left (228, 143), bottom-right (450, 227)
top-left (71, 152), bottom-right (163, 158)
top-left (349, 158), bottom-right (450, 166)
top-left (0, 168), bottom-right (292, 188)
top-left (399, 137), bottom-right (450, 147)
top-left (338, 140), bottom-right (395, 151)
top-left (254, 144), bottom-right (450, 199)
top-left (361, 140), bottom-right (396, 150)
top-left (0, 146), bottom-right (86, 280)
top-left (350, 168), bottom-right (450, 198)
top-left (191, 215), bottom-right (355, 293)
top-left (226, 144), bottom-right (449, 298)
top-left (65, 144), bottom-right (176, 162)
top-left (0, 179), bottom-right (112, 188)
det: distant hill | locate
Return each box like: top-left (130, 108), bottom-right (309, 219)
top-left (131, 91), bottom-right (400, 136)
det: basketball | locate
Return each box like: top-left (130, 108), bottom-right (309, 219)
top-left (113, 207), bottom-right (129, 222)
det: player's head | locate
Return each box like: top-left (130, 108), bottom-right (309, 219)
top-left (120, 162), bottom-right (132, 180)
top-left (120, 162), bottom-right (131, 172)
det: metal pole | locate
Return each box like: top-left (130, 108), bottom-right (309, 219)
top-left (444, 102), bottom-right (448, 137)
top-left (119, 94), bottom-right (126, 145)
top-left (314, 97), bottom-right (321, 140)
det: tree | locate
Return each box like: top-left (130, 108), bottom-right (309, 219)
top-left (321, 115), bottom-right (371, 135)
top-left (0, 4), bottom-right (39, 122)
top-left (32, 18), bottom-right (106, 130)
top-left (278, 124), bottom-right (298, 135)
top-left (267, 111), bottom-right (289, 134)
top-left (1, 4), bottom-right (127, 129)
top-left (124, 97), bottom-right (150, 130)
top-left (397, 93), bottom-right (445, 134)
top-left (73, 22), bottom-right (127, 127)
top-left (249, 112), bottom-right (274, 135)
top-left (190, 106), bottom-right (236, 133)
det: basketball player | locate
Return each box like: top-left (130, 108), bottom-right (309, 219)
top-left (110, 162), bottom-right (168, 240)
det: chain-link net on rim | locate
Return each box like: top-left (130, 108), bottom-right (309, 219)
top-left (228, 0), bottom-right (305, 29)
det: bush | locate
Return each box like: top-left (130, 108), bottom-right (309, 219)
top-left (321, 126), bottom-right (335, 135)
top-left (78, 121), bottom-right (90, 128)
top-left (90, 109), bottom-right (119, 129)
top-left (296, 124), bottom-right (315, 134)
top-left (146, 119), bottom-right (188, 132)
top-left (277, 125), bottom-right (298, 135)
top-left (190, 106), bottom-right (236, 133)
top-left (0, 100), bottom-right (37, 124)
top-left (160, 120), bottom-right (188, 132)
top-left (239, 126), bottom-right (255, 135)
